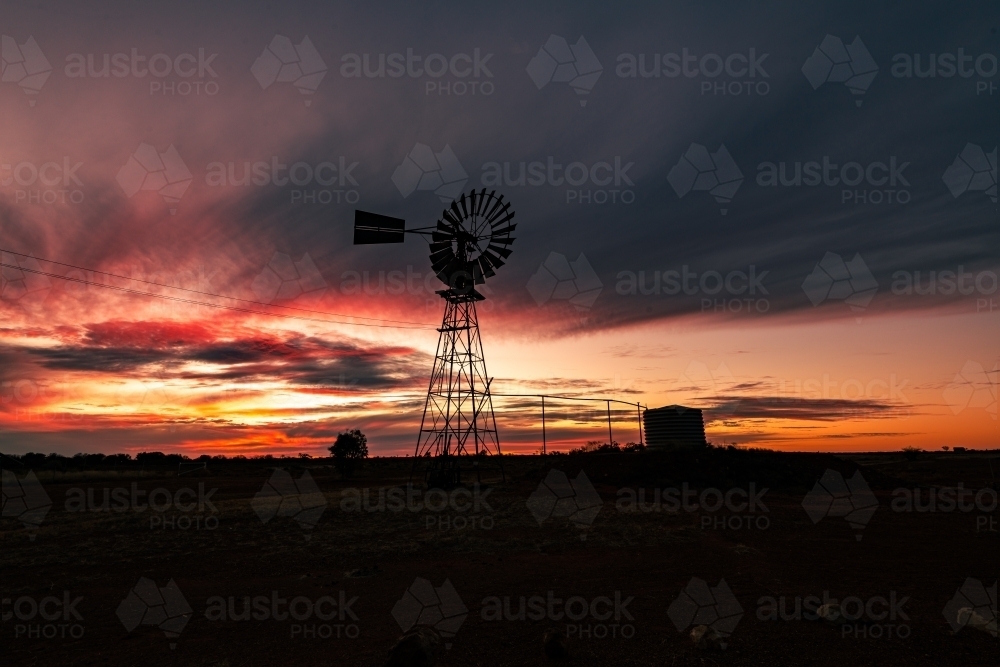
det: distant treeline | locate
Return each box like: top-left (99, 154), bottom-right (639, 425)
top-left (0, 451), bottom-right (330, 470)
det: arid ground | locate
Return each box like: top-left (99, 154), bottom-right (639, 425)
top-left (2, 449), bottom-right (998, 666)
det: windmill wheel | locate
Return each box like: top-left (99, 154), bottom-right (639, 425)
top-left (428, 189), bottom-right (516, 292)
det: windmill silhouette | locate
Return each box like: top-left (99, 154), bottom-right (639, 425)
top-left (354, 189), bottom-right (515, 485)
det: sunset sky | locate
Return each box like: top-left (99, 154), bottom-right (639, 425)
top-left (1, 1), bottom-right (997, 456)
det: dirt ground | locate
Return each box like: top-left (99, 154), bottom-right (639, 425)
top-left (2, 449), bottom-right (998, 666)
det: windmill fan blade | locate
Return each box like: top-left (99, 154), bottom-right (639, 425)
top-left (483, 195), bottom-right (504, 221)
top-left (477, 189), bottom-right (494, 216)
top-left (441, 210), bottom-right (460, 227)
top-left (486, 201), bottom-right (510, 222)
top-left (489, 209), bottom-right (515, 227)
top-left (432, 257), bottom-right (453, 274)
top-left (429, 242), bottom-right (452, 254)
top-left (459, 192), bottom-right (469, 218)
top-left (482, 250), bottom-right (504, 268)
top-left (472, 261), bottom-right (485, 284)
top-left (477, 256), bottom-right (496, 278)
top-left (491, 223), bottom-right (516, 236)
top-left (430, 248), bottom-right (454, 265)
top-left (449, 201), bottom-right (462, 223)
top-left (431, 232), bottom-right (453, 243)
top-left (488, 244), bottom-right (513, 258)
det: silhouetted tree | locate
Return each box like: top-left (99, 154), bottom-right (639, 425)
top-left (329, 429), bottom-right (368, 478)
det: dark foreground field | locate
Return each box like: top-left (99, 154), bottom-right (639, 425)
top-left (2, 449), bottom-right (998, 666)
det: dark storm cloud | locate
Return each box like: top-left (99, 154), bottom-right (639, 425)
top-left (1, 1), bottom-right (996, 334)
top-left (703, 395), bottom-right (912, 421)
top-left (3, 321), bottom-right (430, 391)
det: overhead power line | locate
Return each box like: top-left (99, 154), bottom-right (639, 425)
top-left (0, 253), bottom-right (436, 330)
top-left (0, 248), bottom-right (434, 328)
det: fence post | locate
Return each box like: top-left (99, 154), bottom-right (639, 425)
top-left (637, 403), bottom-right (643, 446)
top-left (607, 400), bottom-right (613, 446)
top-left (541, 395), bottom-right (547, 456)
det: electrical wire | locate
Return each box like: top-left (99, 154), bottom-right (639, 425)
top-left (0, 247), bottom-right (435, 328)
top-left (0, 261), bottom-right (436, 331)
